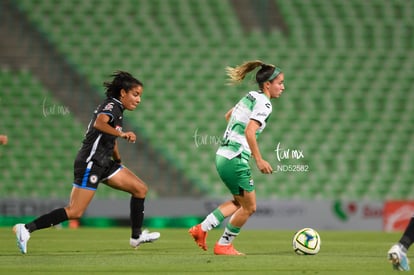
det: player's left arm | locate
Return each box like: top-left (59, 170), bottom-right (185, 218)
top-left (94, 113), bottom-right (136, 142)
top-left (245, 120), bottom-right (273, 174)
top-left (247, 98), bottom-right (273, 174)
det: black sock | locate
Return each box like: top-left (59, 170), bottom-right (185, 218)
top-left (130, 197), bottom-right (145, 239)
top-left (399, 217), bottom-right (414, 250)
top-left (25, 208), bottom-right (69, 233)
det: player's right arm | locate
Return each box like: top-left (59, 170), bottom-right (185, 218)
top-left (225, 108), bottom-right (233, 122)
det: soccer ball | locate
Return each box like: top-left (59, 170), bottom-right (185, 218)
top-left (292, 228), bottom-right (321, 255)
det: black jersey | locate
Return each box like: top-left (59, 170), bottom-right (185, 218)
top-left (75, 98), bottom-right (124, 167)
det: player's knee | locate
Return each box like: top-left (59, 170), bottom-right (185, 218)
top-left (131, 183), bottom-right (148, 197)
top-left (245, 204), bottom-right (256, 216)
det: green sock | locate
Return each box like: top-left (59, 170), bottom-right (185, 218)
top-left (201, 208), bottom-right (225, 231)
top-left (212, 208), bottom-right (225, 222)
top-left (218, 223), bottom-right (241, 245)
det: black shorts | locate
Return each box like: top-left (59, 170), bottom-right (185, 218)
top-left (73, 160), bottom-right (122, 191)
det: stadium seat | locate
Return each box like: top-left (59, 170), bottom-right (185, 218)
top-left (8, 0), bottom-right (414, 200)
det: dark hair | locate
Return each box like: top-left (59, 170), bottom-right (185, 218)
top-left (104, 71), bottom-right (143, 99)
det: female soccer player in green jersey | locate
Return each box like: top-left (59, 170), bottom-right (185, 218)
top-left (189, 60), bottom-right (285, 255)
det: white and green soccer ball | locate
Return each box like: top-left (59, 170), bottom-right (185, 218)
top-left (292, 227), bottom-right (321, 255)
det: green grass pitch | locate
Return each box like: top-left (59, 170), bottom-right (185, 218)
top-left (0, 227), bottom-right (405, 274)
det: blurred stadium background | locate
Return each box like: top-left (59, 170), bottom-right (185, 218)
top-left (0, 0), bottom-right (413, 228)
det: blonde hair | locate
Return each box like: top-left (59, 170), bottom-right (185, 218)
top-left (226, 60), bottom-right (277, 86)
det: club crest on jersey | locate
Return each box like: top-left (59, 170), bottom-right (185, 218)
top-left (115, 125), bottom-right (123, 132)
top-left (103, 102), bottom-right (114, 111)
top-left (89, 175), bottom-right (98, 184)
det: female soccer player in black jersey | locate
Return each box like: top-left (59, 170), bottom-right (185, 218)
top-left (13, 71), bottom-right (160, 254)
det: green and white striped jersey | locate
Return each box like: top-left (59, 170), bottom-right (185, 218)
top-left (217, 91), bottom-right (272, 159)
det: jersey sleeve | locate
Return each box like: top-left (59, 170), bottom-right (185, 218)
top-left (98, 101), bottom-right (117, 122)
top-left (250, 97), bottom-right (272, 126)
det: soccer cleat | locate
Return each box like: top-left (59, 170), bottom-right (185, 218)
top-left (13, 223), bottom-right (30, 254)
top-left (188, 224), bottom-right (208, 251)
top-left (130, 229), bottom-right (160, 248)
top-left (214, 243), bottom-right (245, 256)
top-left (388, 243), bottom-right (410, 271)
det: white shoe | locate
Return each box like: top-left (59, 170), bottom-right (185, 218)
top-left (13, 224), bottom-right (30, 254)
top-left (388, 243), bottom-right (410, 271)
top-left (129, 229), bottom-right (160, 248)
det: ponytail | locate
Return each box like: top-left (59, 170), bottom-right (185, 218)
top-left (225, 60), bottom-right (264, 85)
top-left (226, 60), bottom-right (280, 88)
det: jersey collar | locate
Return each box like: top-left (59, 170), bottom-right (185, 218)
top-left (112, 97), bottom-right (125, 111)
